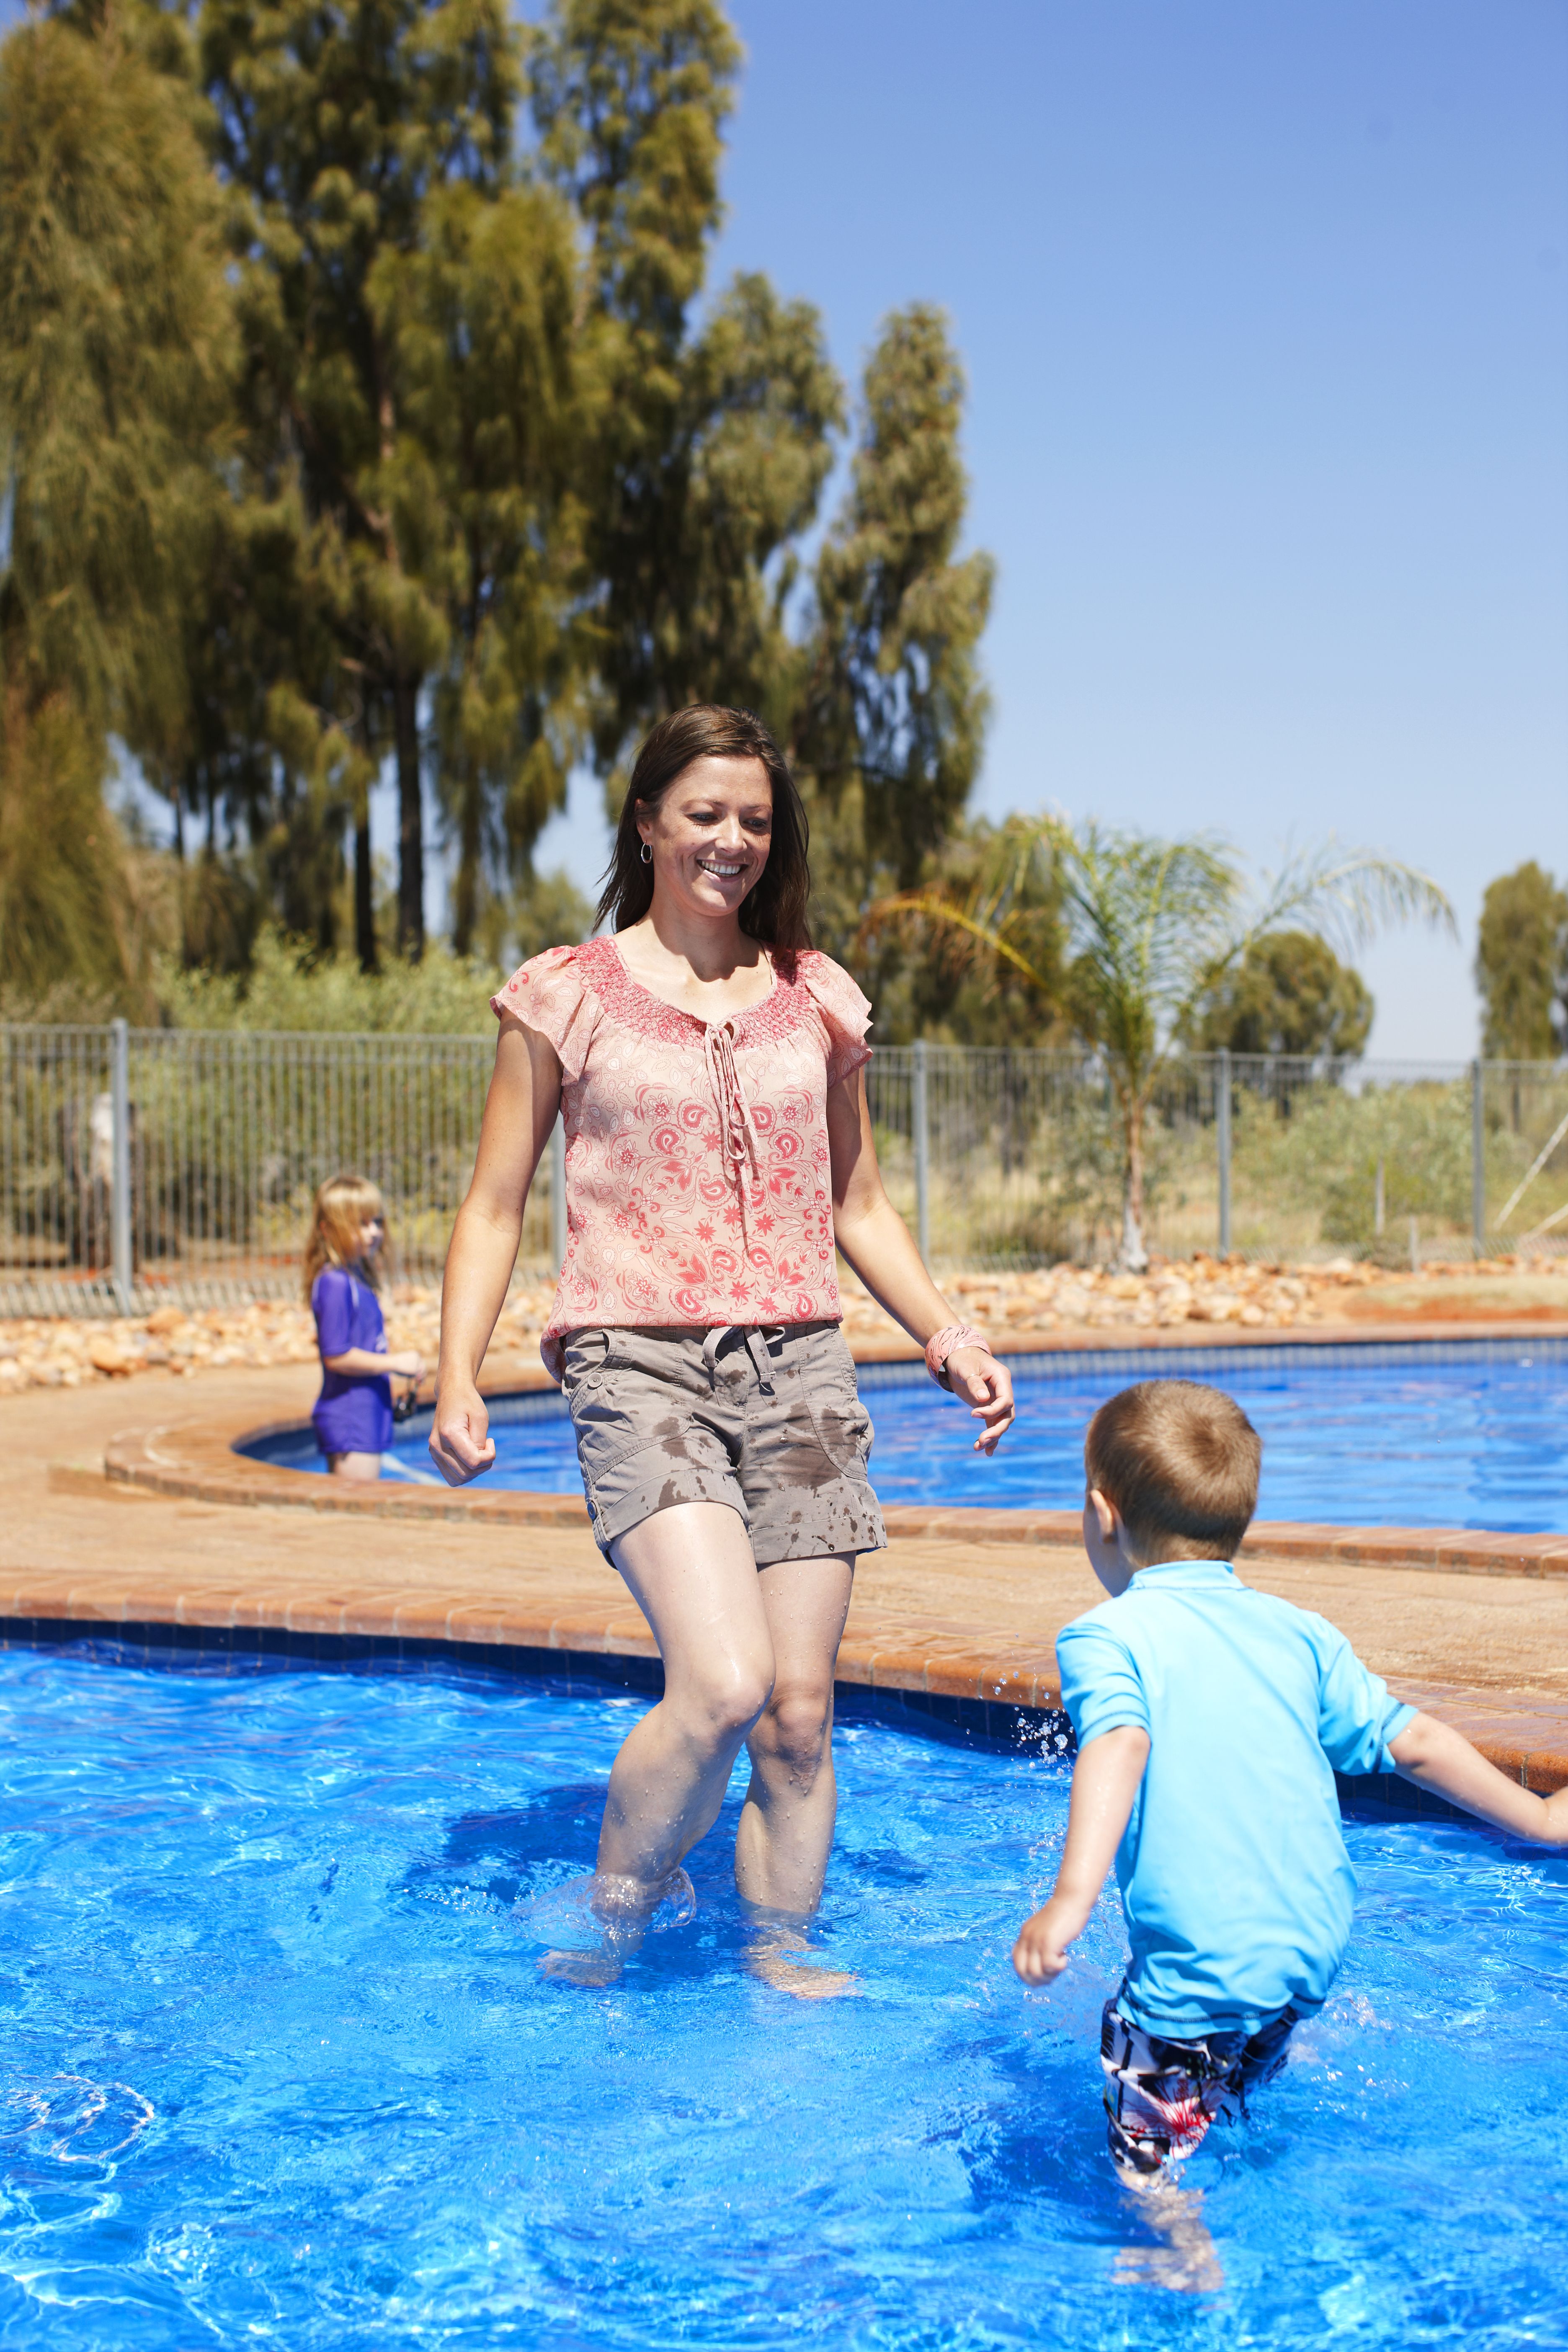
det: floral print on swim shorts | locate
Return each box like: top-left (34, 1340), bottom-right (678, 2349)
top-left (1099, 1994), bottom-right (1300, 2174)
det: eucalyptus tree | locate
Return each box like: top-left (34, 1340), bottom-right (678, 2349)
top-left (1475, 862), bottom-right (1567, 1061)
top-left (794, 305), bottom-right (994, 977)
top-left (531, 0), bottom-right (843, 781)
top-left (199, 0), bottom-right (523, 959)
top-left (368, 171), bottom-right (584, 954)
top-left (0, 7), bottom-right (235, 998)
top-left (877, 821), bottom-right (1454, 1270)
top-left (1190, 931), bottom-right (1373, 1059)
top-left (577, 267), bottom-right (843, 762)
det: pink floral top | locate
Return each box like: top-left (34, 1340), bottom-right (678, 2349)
top-left (492, 936), bottom-right (874, 1379)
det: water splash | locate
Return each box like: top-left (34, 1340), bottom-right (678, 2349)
top-left (513, 1866), bottom-right (697, 1952)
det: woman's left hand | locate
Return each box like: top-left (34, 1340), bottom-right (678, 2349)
top-left (946, 1348), bottom-right (1015, 1454)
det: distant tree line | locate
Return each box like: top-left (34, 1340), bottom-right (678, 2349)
top-left (1, 0), bottom-right (1536, 1078)
top-left (0, 0), bottom-right (993, 1025)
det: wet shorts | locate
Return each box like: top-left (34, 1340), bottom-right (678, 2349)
top-left (1100, 1996), bottom-right (1299, 2174)
top-left (559, 1321), bottom-right (887, 1567)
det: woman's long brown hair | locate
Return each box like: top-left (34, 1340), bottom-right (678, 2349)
top-left (595, 705), bottom-right (812, 965)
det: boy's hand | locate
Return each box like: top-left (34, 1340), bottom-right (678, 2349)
top-left (389, 1349), bottom-right (426, 1382)
top-left (1012, 1896), bottom-right (1081, 1984)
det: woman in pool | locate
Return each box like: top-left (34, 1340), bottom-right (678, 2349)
top-left (305, 1174), bottom-right (425, 1482)
top-left (430, 705), bottom-right (1014, 1983)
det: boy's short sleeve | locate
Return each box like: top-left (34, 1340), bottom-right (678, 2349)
top-left (1056, 1614), bottom-right (1151, 1748)
top-left (311, 1268), bottom-right (353, 1359)
top-left (1313, 1619), bottom-right (1417, 1775)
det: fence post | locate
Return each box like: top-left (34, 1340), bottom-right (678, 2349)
top-left (110, 1017), bottom-right (132, 1314)
top-left (1471, 1058), bottom-right (1485, 1256)
top-left (913, 1039), bottom-right (931, 1263)
top-left (550, 1116), bottom-right (567, 1272)
top-left (1216, 1049), bottom-right (1232, 1254)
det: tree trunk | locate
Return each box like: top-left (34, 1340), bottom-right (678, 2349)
top-left (354, 798), bottom-right (377, 975)
top-left (1117, 1089), bottom-right (1149, 1273)
top-left (450, 767), bottom-right (480, 959)
top-left (394, 675), bottom-right (423, 959)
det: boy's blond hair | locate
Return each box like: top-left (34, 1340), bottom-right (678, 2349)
top-left (1085, 1379), bottom-right (1261, 1563)
top-left (302, 1173), bottom-right (386, 1299)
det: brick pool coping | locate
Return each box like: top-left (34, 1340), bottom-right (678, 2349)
top-left (103, 1313), bottom-right (1568, 1585)
top-left (32, 1316), bottom-right (1568, 1796)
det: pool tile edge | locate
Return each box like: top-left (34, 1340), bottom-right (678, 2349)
top-left (98, 1411), bottom-right (1568, 1584)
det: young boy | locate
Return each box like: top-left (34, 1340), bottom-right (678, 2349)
top-left (1014, 1378), bottom-right (1568, 2182)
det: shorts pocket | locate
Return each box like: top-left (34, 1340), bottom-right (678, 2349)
top-left (559, 1328), bottom-right (614, 1403)
top-left (795, 1328), bottom-right (873, 1473)
top-left (562, 1333), bottom-right (675, 1484)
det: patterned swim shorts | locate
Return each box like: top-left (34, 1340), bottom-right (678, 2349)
top-left (1100, 1995), bottom-right (1300, 2174)
top-left (559, 1321), bottom-right (888, 1567)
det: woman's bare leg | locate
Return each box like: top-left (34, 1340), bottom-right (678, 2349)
top-left (327, 1450), bottom-right (382, 1483)
top-left (735, 1553), bottom-right (855, 1913)
top-left (596, 1502), bottom-right (776, 1889)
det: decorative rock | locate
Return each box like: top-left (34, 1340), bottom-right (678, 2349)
top-left (0, 1254), bottom-right (1560, 1394)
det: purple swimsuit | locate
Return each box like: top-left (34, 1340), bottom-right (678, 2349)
top-left (311, 1267), bottom-right (393, 1456)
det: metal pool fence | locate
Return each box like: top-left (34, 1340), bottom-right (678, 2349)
top-left (0, 1024), bottom-right (1563, 1314)
top-left (872, 1045), bottom-right (1568, 1271)
top-left (0, 1024), bottom-right (564, 1315)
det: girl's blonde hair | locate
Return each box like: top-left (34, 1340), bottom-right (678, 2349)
top-left (303, 1173), bottom-right (387, 1298)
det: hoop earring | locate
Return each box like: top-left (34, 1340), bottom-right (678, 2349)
top-left (640, 841), bottom-right (652, 866)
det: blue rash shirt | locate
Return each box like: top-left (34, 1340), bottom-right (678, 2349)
top-left (1055, 1561), bottom-right (1416, 2036)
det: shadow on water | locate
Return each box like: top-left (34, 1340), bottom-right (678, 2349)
top-left (402, 1789), bottom-right (864, 1988)
top-left (832, 1844), bottom-right (931, 1888)
top-left (402, 1782), bottom-right (607, 1911)
top-left (940, 2061), bottom-right (1112, 2229)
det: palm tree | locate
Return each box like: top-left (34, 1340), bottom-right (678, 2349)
top-left (869, 817), bottom-right (1456, 1270)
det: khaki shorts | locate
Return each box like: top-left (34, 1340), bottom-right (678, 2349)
top-left (559, 1322), bottom-right (887, 1566)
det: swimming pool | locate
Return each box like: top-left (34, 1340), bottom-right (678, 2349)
top-left (247, 1338), bottom-right (1568, 1531)
top-left (0, 1644), bottom-right (1562, 2347)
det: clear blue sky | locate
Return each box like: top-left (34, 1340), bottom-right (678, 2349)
top-left (532, 0), bottom-right (1568, 1057)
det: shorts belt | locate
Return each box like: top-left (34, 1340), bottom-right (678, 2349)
top-left (701, 1323), bottom-right (785, 1397)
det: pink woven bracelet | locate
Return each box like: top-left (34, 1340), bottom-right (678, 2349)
top-left (924, 1323), bottom-right (995, 1389)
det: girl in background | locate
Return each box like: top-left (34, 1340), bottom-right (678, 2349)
top-left (304, 1173), bottom-right (425, 1481)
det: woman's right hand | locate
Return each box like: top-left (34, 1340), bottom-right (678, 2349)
top-left (429, 1383), bottom-right (496, 1485)
top-left (389, 1349), bottom-right (426, 1382)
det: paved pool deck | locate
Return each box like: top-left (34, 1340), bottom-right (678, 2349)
top-left (9, 1349), bottom-right (1568, 1793)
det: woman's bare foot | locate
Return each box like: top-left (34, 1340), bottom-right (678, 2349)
top-left (533, 1867), bottom-right (695, 1985)
top-left (745, 1924), bottom-right (857, 2001)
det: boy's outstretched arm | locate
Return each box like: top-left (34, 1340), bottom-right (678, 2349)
top-left (1012, 1726), bottom-right (1150, 1984)
top-left (1389, 1712), bottom-right (1568, 1841)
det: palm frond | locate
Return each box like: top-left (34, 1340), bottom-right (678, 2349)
top-left (866, 888), bottom-right (1053, 994)
top-left (1244, 843), bottom-right (1457, 958)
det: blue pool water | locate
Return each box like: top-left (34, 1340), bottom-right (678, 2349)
top-left (253, 1340), bottom-right (1568, 1531)
top-left (0, 1648), bottom-right (1563, 2347)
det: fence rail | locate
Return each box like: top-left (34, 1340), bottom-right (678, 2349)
top-left (0, 1023), bottom-right (546, 1315)
top-left (0, 1024), bottom-right (1564, 1316)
